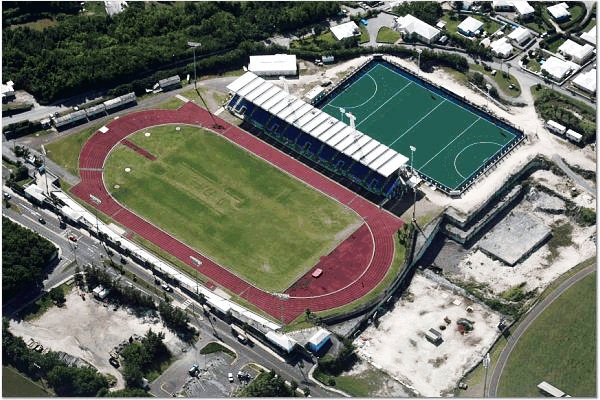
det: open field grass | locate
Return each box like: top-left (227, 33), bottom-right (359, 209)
top-left (359, 25), bottom-right (370, 44)
top-left (9, 18), bottom-right (57, 31)
top-left (156, 96), bottom-right (185, 110)
top-left (497, 272), bottom-right (596, 397)
top-left (335, 367), bottom-right (396, 396)
top-left (2, 367), bottom-right (52, 397)
top-left (103, 125), bottom-right (360, 292)
top-left (546, 36), bottom-right (567, 54)
top-left (376, 26), bottom-right (401, 43)
top-left (45, 121), bottom-right (108, 176)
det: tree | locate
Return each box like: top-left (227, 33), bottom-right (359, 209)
top-left (239, 371), bottom-right (294, 397)
top-left (48, 287), bottom-right (66, 306)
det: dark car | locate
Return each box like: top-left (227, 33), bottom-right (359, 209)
top-left (109, 357), bottom-right (120, 368)
top-left (38, 217), bottom-right (46, 224)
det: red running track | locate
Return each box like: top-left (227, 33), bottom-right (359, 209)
top-left (72, 102), bottom-right (403, 323)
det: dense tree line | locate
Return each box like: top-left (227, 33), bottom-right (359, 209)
top-left (121, 329), bottom-right (170, 388)
top-left (392, 1), bottom-right (442, 25)
top-left (239, 370), bottom-right (295, 397)
top-left (2, 217), bottom-right (58, 301)
top-left (2, 319), bottom-right (109, 396)
top-left (3, 2), bottom-right (340, 104)
top-left (158, 301), bottom-right (197, 341)
top-left (2, 1), bottom-right (81, 25)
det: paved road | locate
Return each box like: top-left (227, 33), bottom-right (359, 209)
top-left (552, 154), bottom-right (596, 197)
top-left (487, 263), bottom-right (596, 397)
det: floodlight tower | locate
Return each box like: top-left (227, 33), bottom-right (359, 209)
top-left (279, 76), bottom-right (289, 94)
top-left (40, 145), bottom-right (49, 196)
top-left (187, 41), bottom-right (201, 89)
top-left (346, 112), bottom-right (363, 161)
top-left (416, 48), bottom-right (423, 71)
top-left (339, 107), bottom-right (346, 124)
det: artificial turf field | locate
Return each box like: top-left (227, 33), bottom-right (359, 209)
top-left (104, 125), bottom-right (361, 292)
top-left (320, 62), bottom-right (519, 190)
top-left (497, 273), bottom-right (596, 397)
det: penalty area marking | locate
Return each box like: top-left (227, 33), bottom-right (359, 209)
top-left (453, 141), bottom-right (504, 179)
top-left (327, 73), bottom-right (379, 111)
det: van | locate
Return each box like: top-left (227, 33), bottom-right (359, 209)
top-left (189, 364), bottom-right (199, 376)
top-left (237, 334), bottom-right (248, 344)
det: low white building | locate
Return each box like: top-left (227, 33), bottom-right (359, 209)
top-left (541, 56), bottom-right (576, 81)
top-left (457, 16), bottom-right (484, 37)
top-left (547, 3), bottom-right (570, 21)
top-left (566, 129), bottom-right (583, 143)
top-left (512, 1), bottom-right (535, 18)
top-left (491, 37), bottom-right (513, 58)
top-left (572, 68), bottom-right (597, 94)
top-left (1, 80), bottom-right (15, 100)
top-left (508, 27), bottom-right (532, 45)
top-left (330, 21), bottom-right (360, 41)
top-left (248, 54), bottom-right (297, 77)
top-left (580, 25), bottom-right (596, 45)
top-left (546, 119), bottom-right (567, 135)
top-left (557, 39), bottom-right (594, 64)
top-left (395, 14), bottom-right (441, 44)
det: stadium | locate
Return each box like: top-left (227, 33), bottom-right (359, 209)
top-left (72, 54), bottom-right (524, 325)
top-left (227, 54), bottom-right (525, 197)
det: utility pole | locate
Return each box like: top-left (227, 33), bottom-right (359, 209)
top-left (41, 145), bottom-right (50, 196)
top-left (417, 48), bottom-right (422, 71)
top-left (89, 194), bottom-right (109, 258)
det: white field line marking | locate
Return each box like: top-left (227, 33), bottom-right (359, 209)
top-left (419, 117), bottom-right (482, 171)
top-left (388, 99), bottom-right (448, 147)
top-left (356, 81), bottom-right (413, 128)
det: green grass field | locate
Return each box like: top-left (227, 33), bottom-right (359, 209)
top-left (376, 26), bottom-right (401, 43)
top-left (497, 273), bottom-right (596, 397)
top-left (103, 125), bottom-right (360, 292)
top-left (320, 62), bottom-right (517, 190)
top-left (2, 367), bottom-right (51, 397)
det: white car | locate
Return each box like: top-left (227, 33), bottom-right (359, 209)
top-left (228, 372), bottom-right (234, 383)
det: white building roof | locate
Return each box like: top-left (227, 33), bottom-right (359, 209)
top-left (572, 68), bottom-right (597, 93)
top-left (492, 0), bottom-right (511, 8)
top-left (547, 3), bottom-right (570, 20)
top-left (226, 71), bottom-right (409, 177)
top-left (265, 331), bottom-right (297, 353)
top-left (491, 37), bottom-right (513, 57)
top-left (547, 119), bottom-right (566, 132)
top-left (60, 205), bottom-right (83, 222)
top-left (248, 54), bottom-right (297, 75)
top-left (558, 39), bottom-right (594, 63)
top-left (512, 1), bottom-right (534, 15)
top-left (457, 16), bottom-right (484, 35)
top-left (566, 129), bottom-right (583, 141)
top-left (330, 21), bottom-right (360, 41)
top-left (24, 184), bottom-right (46, 203)
top-left (395, 14), bottom-right (440, 41)
top-left (508, 27), bottom-right (531, 44)
top-left (307, 328), bottom-right (331, 346)
top-left (1, 81), bottom-right (14, 97)
top-left (580, 25), bottom-right (596, 45)
top-left (541, 56), bottom-right (576, 80)
top-left (305, 86), bottom-right (325, 102)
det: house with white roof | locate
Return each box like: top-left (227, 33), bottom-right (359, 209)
top-left (508, 27), bottom-right (532, 46)
top-left (330, 21), bottom-right (360, 41)
top-left (492, 0), bottom-right (511, 11)
top-left (1, 81), bottom-right (15, 101)
top-left (394, 14), bottom-right (441, 44)
top-left (557, 39), bottom-right (594, 64)
top-left (572, 68), bottom-right (597, 94)
top-left (580, 25), bottom-right (596, 45)
top-left (512, 1), bottom-right (535, 19)
top-left (457, 16), bottom-right (484, 37)
top-left (547, 3), bottom-right (570, 21)
top-left (490, 37), bottom-right (513, 58)
top-left (541, 56), bottom-right (576, 81)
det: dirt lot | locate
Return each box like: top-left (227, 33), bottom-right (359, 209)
top-left (9, 289), bottom-right (186, 390)
top-left (353, 273), bottom-right (502, 397)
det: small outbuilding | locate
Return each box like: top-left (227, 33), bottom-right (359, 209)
top-left (306, 328), bottom-right (331, 353)
top-left (158, 75), bottom-right (181, 91)
top-left (425, 328), bottom-right (443, 345)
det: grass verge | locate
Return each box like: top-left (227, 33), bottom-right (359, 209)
top-left (2, 366), bottom-right (53, 397)
top-left (200, 342), bottom-right (236, 359)
top-left (497, 272), bottom-right (596, 397)
top-left (376, 26), bottom-right (400, 43)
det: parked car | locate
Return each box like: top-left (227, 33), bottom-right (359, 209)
top-left (3, 192), bottom-right (11, 200)
top-left (38, 217), bottom-right (46, 224)
top-left (161, 284), bottom-right (173, 292)
top-left (228, 372), bottom-right (234, 383)
top-left (68, 235), bottom-right (77, 242)
top-left (109, 357), bottom-right (120, 368)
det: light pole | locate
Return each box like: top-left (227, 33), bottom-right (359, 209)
top-left (416, 48), bottom-right (422, 71)
top-left (90, 194), bottom-right (109, 257)
top-left (187, 41), bottom-right (201, 89)
top-left (482, 352), bottom-right (491, 397)
top-left (410, 145), bottom-right (417, 223)
top-left (485, 83), bottom-right (492, 109)
top-left (40, 145), bottom-right (49, 196)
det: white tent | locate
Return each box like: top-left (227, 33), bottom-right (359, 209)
top-left (248, 54), bottom-right (297, 77)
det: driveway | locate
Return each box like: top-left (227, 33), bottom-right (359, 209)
top-left (362, 12), bottom-right (398, 47)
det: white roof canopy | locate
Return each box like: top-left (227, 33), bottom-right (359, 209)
top-left (248, 54), bottom-right (297, 75)
top-left (226, 72), bottom-right (409, 177)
